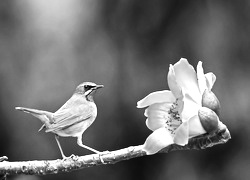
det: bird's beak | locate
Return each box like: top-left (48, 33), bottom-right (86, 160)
top-left (95, 84), bottom-right (104, 89)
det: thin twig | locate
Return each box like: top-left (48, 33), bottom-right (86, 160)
top-left (0, 122), bottom-right (230, 176)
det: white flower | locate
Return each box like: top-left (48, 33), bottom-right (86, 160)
top-left (137, 58), bottom-right (217, 155)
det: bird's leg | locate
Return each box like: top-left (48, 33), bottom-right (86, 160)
top-left (77, 136), bottom-right (100, 154)
top-left (77, 136), bottom-right (106, 164)
top-left (55, 135), bottom-right (67, 159)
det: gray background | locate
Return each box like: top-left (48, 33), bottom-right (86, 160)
top-left (0, 1), bottom-right (248, 180)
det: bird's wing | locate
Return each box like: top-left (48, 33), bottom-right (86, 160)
top-left (46, 103), bottom-right (94, 132)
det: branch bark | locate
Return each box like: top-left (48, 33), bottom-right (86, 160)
top-left (0, 122), bottom-right (230, 176)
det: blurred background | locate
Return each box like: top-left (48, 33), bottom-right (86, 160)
top-left (0, 0), bottom-right (249, 179)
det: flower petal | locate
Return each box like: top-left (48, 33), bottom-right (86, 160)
top-left (205, 72), bottom-right (216, 91)
top-left (188, 115), bottom-right (206, 138)
top-left (173, 121), bottom-right (189, 146)
top-left (197, 61), bottom-right (207, 95)
top-left (168, 64), bottom-right (183, 99)
top-left (146, 118), bottom-right (166, 131)
top-left (143, 127), bottom-right (174, 155)
top-left (145, 102), bottom-right (173, 130)
top-left (173, 58), bottom-right (201, 104)
top-left (176, 98), bottom-right (184, 114)
top-left (181, 93), bottom-right (200, 121)
top-left (137, 90), bottom-right (175, 108)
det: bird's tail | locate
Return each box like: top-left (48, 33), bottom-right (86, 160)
top-left (15, 107), bottom-right (53, 129)
top-left (16, 107), bottom-right (47, 115)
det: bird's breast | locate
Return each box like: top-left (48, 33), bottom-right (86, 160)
top-left (89, 101), bottom-right (97, 118)
top-left (54, 102), bottom-right (98, 137)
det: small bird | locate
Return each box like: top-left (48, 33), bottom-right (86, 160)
top-left (16, 82), bottom-right (104, 159)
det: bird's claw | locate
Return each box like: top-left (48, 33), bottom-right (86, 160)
top-left (97, 151), bottom-right (110, 164)
top-left (69, 154), bottom-right (76, 158)
top-left (69, 154), bottom-right (79, 161)
top-left (60, 154), bottom-right (78, 161)
top-left (0, 156), bottom-right (8, 162)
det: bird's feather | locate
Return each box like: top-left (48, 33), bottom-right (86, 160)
top-left (46, 101), bottom-right (94, 133)
top-left (46, 115), bottom-right (91, 133)
top-left (15, 107), bottom-right (53, 124)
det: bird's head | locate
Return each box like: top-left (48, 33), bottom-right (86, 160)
top-left (75, 82), bottom-right (104, 101)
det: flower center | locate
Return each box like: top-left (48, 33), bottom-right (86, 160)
top-left (165, 100), bottom-right (182, 135)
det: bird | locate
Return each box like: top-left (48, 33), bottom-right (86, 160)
top-left (15, 82), bottom-right (104, 159)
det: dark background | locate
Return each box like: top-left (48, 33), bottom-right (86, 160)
top-left (0, 0), bottom-right (249, 180)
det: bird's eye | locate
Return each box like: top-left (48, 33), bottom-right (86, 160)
top-left (84, 85), bottom-right (92, 91)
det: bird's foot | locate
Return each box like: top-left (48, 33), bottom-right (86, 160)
top-left (97, 151), bottom-right (110, 164)
top-left (69, 154), bottom-right (76, 158)
top-left (0, 156), bottom-right (8, 179)
top-left (69, 154), bottom-right (79, 161)
top-left (60, 154), bottom-right (79, 161)
top-left (0, 156), bottom-right (8, 162)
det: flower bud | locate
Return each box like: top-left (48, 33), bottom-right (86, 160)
top-left (202, 89), bottom-right (221, 116)
top-left (198, 107), bottom-right (219, 134)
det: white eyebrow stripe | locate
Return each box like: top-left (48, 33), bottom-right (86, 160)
top-left (84, 89), bottom-right (93, 96)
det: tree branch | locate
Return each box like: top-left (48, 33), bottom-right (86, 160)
top-left (0, 122), bottom-right (230, 176)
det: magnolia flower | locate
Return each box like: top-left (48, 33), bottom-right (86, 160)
top-left (137, 58), bottom-right (218, 155)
